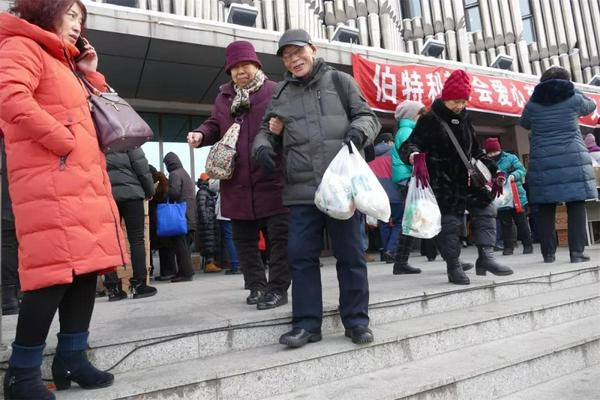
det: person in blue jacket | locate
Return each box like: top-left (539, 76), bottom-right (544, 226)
top-left (483, 138), bottom-right (533, 255)
top-left (390, 100), bottom-right (426, 274)
top-left (519, 66), bottom-right (597, 263)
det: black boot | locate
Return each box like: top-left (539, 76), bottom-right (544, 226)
top-left (106, 279), bottom-right (127, 302)
top-left (4, 343), bottom-right (54, 400)
top-left (459, 260), bottom-right (474, 271)
top-left (129, 278), bottom-right (157, 299)
top-left (51, 332), bottom-right (114, 390)
top-left (570, 252), bottom-right (590, 263)
top-left (2, 285), bottom-right (20, 315)
top-left (446, 259), bottom-right (470, 285)
top-left (393, 235), bottom-right (421, 274)
top-left (475, 246), bottom-right (514, 276)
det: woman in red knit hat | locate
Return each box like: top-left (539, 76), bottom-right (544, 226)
top-left (399, 69), bottom-right (513, 285)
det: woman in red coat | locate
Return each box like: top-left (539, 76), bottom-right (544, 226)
top-left (0, 1), bottom-right (128, 398)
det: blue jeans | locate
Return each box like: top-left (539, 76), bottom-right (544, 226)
top-left (288, 205), bottom-right (369, 332)
top-left (378, 202), bottom-right (404, 254)
top-left (220, 220), bottom-right (239, 270)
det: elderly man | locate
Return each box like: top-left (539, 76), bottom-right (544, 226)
top-left (252, 29), bottom-right (381, 348)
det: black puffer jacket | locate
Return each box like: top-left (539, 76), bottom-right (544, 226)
top-left (401, 99), bottom-right (496, 214)
top-left (195, 180), bottom-right (219, 256)
top-left (106, 148), bottom-right (155, 202)
top-left (164, 152), bottom-right (197, 231)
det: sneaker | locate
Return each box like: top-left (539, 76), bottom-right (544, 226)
top-left (246, 290), bottom-right (263, 305)
top-left (257, 291), bottom-right (288, 310)
top-left (130, 280), bottom-right (158, 299)
top-left (108, 289), bottom-right (127, 302)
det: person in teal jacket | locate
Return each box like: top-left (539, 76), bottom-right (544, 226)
top-left (483, 138), bottom-right (533, 255)
top-left (390, 100), bottom-right (426, 274)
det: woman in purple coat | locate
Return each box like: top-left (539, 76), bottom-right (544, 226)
top-left (188, 41), bottom-right (289, 310)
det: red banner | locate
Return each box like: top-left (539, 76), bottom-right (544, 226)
top-left (352, 54), bottom-right (600, 127)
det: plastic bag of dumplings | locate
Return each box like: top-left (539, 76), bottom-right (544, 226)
top-left (314, 144), bottom-right (355, 219)
top-left (401, 176), bottom-right (442, 239)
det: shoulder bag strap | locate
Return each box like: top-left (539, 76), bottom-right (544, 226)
top-left (430, 110), bottom-right (474, 174)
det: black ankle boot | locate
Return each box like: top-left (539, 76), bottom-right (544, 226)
top-left (570, 252), bottom-right (590, 263)
top-left (446, 259), bottom-right (470, 285)
top-left (2, 285), bottom-right (20, 315)
top-left (475, 246), bottom-right (514, 276)
top-left (130, 278), bottom-right (157, 299)
top-left (51, 332), bottom-right (114, 390)
top-left (393, 235), bottom-right (419, 274)
top-left (106, 279), bottom-right (127, 302)
top-left (4, 343), bottom-right (54, 400)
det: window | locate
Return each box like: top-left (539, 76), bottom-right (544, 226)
top-left (464, 0), bottom-right (482, 32)
top-left (400, 0), bottom-right (421, 18)
top-left (520, 0), bottom-right (536, 44)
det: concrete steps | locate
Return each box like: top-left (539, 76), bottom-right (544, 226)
top-left (499, 364), bottom-right (600, 400)
top-left (53, 279), bottom-right (600, 400)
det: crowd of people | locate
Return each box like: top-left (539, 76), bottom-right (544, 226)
top-left (0, 0), bottom-right (598, 398)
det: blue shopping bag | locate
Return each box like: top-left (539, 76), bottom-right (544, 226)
top-left (156, 201), bottom-right (188, 237)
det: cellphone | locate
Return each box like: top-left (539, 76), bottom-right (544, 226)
top-left (75, 37), bottom-right (90, 62)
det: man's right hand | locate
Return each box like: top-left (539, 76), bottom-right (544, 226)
top-left (187, 131), bottom-right (203, 148)
top-left (269, 117), bottom-right (284, 135)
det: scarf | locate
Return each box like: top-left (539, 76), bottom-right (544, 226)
top-left (231, 69), bottom-right (266, 116)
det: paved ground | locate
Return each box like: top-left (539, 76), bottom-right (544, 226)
top-left (1, 244), bottom-right (598, 350)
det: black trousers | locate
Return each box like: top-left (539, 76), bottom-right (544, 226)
top-left (15, 273), bottom-right (97, 347)
top-left (165, 231), bottom-right (195, 278)
top-left (497, 208), bottom-right (533, 249)
top-left (117, 199), bottom-right (147, 282)
top-left (1, 218), bottom-right (19, 288)
top-left (537, 201), bottom-right (587, 256)
top-left (232, 213), bottom-right (290, 294)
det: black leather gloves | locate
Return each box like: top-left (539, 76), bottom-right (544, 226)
top-left (254, 146), bottom-right (277, 175)
top-left (343, 128), bottom-right (365, 152)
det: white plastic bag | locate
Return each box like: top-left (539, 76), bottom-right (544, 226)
top-left (314, 145), bottom-right (355, 220)
top-left (492, 180), bottom-right (513, 209)
top-left (366, 214), bottom-right (379, 227)
top-left (348, 142), bottom-right (391, 222)
top-left (401, 177), bottom-right (442, 239)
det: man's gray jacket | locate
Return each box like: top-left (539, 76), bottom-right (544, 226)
top-left (252, 59), bottom-right (381, 205)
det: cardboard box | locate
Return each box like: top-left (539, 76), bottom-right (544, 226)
top-left (557, 229), bottom-right (568, 247)
top-left (555, 205), bottom-right (568, 230)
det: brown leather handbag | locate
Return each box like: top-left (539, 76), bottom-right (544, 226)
top-left (80, 78), bottom-right (153, 153)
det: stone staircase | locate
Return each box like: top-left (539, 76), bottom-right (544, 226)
top-left (0, 247), bottom-right (598, 399)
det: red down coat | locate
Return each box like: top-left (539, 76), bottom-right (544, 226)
top-left (0, 13), bottom-right (129, 291)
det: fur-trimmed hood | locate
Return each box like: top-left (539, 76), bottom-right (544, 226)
top-left (530, 79), bottom-right (575, 105)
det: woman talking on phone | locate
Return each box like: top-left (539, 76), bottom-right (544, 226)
top-left (0, 1), bottom-right (128, 399)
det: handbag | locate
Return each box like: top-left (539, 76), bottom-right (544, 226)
top-left (156, 201), bottom-right (188, 237)
top-left (205, 119), bottom-right (241, 180)
top-left (79, 77), bottom-right (153, 153)
top-left (432, 112), bottom-right (493, 189)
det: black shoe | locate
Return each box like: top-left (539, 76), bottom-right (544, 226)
top-left (52, 333), bottom-right (114, 391)
top-left (279, 328), bottom-right (322, 348)
top-left (502, 248), bottom-right (514, 256)
top-left (4, 366), bottom-right (55, 400)
top-left (570, 252), bottom-right (591, 263)
top-left (225, 269), bottom-right (242, 275)
top-left (523, 245), bottom-right (533, 254)
top-left (344, 325), bottom-right (374, 344)
top-left (130, 279), bottom-right (157, 299)
top-left (392, 263), bottom-right (421, 274)
top-left (246, 290), bottom-right (264, 305)
top-left (383, 251), bottom-right (396, 264)
top-left (257, 291), bottom-right (288, 310)
top-left (447, 259), bottom-right (470, 285)
top-left (154, 274), bottom-right (175, 281)
top-left (475, 246), bottom-right (514, 276)
top-left (170, 275), bottom-right (193, 283)
top-left (543, 254), bottom-right (556, 263)
top-left (427, 256), bottom-right (437, 262)
top-left (2, 285), bottom-right (20, 315)
top-left (106, 280), bottom-right (127, 302)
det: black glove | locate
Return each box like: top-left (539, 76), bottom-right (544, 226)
top-left (254, 146), bottom-right (276, 175)
top-left (343, 128), bottom-right (365, 152)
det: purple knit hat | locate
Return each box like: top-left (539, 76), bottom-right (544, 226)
top-left (224, 41), bottom-right (262, 74)
top-left (584, 133), bottom-right (600, 152)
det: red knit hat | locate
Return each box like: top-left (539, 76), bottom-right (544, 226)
top-left (483, 137), bottom-right (501, 153)
top-left (441, 69), bottom-right (472, 101)
top-left (224, 41), bottom-right (262, 74)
